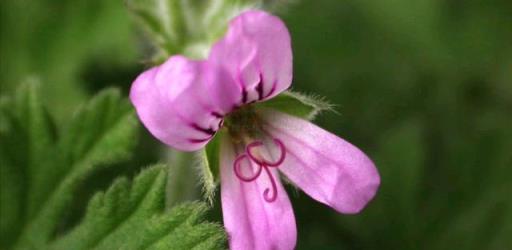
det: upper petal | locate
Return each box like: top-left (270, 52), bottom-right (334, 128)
top-left (130, 56), bottom-right (231, 151)
top-left (220, 137), bottom-right (296, 250)
top-left (209, 10), bottom-right (293, 104)
top-left (261, 110), bottom-right (381, 214)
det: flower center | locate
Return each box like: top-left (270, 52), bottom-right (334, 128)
top-left (233, 138), bottom-right (286, 202)
top-left (223, 105), bottom-right (261, 141)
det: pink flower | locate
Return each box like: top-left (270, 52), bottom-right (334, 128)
top-left (130, 10), bottom-right (380, 250)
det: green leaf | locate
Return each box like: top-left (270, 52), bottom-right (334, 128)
top-left (49, 165), bottom-right (226, 250)
top-left (58, 88), bottom-right (138, 173)
top-left (258, 90), bottom-right (334, 120)
top-left (26, 88), bottom-right (138, 221)
top-left (0, 81), bottom-right (56, 248)
top-left (0, 83), bottom-right (139, 249)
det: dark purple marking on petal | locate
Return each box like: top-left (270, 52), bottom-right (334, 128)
top-left (188, 137), bottom-right (213, 143)
top-left (211, 111), bottom-right (224, 119)
top-left (263, 79), bottom-right (278, 99)
top-left (191, 123), bottom-right (216, 135)
top-left (256, 74), bottom-right (264, 100)
top-left (241, 89), bottom-right (248, 104)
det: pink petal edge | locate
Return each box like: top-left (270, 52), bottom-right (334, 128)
top-left (262, 109), bottom-right (381, 214)
top-left (209, 10), bottom-right (293, 104)
top-left (220, 136), bottom-right (297, 250)
top-left (130, 56), bottom-right (228, 151)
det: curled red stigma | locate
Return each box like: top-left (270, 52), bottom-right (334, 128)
top-left (233, 138), bottom-right (286, 203)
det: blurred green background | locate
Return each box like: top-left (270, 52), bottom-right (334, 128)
top-left (1, 0), bottom-right (511, 249)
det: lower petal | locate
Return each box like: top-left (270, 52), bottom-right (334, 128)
top-left (220, 136), bottom-right (296, 250)
top-left (261, 109), bottom-right (380, 214)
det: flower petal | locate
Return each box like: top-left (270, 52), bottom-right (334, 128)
top-left (220, 137), bottom-right (296, 250)
top-left (209, 10), bottom-right (293, 104)
top-left (130, 56), bottom-right (233, 151)
top-left (261, 110), bottom-right (380, 214)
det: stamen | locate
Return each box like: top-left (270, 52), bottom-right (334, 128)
top-left (262, 167), bottom-right (278, 202)
top-left (233, 154), bottom-right (262, 182)
top-left (232, 138), bottom-right (287, 203)
top-left (191, 123), bottom-right (216, 135)
top-left (246, 139), bottom-right (286, 167)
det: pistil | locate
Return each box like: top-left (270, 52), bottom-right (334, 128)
top-left (233, 138), bottom-right (286, 202)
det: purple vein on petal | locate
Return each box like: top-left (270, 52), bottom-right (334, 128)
top-left (263, 79), bottom-right (278, 99)
top-left (190, 123), bottom-right (216, 135)
top-left (259, 126), bottom-right (336, 187)
top-left (256, 73), bottom-right (264, 100)
top-left (242, 89), bottom-right (249, 104)
top-left (188, 136), bottom-right (214, 143)
top-left (211, 111), bottom-right (224, 119)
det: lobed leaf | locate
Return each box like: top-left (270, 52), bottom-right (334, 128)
top-left (2, 83), bottom-right (224, 250)
top-left (49, 165), bottom-right (226, 250)
top-left (0, 81), bottom-right (56, 248)
top-left (0, 83), bottom-right (139, 249)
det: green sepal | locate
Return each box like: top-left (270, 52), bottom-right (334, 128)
top-left (197, 130), bottom-right (224, 204)
top-left (257, 90), bottom-right (334, 120)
